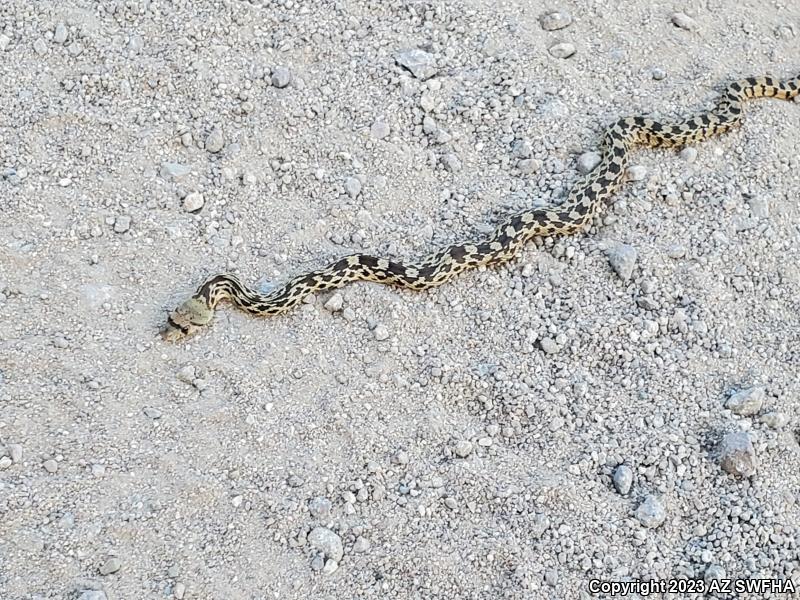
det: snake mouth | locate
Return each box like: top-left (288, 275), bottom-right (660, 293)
top-left (160, 315), bottom-right (192, 342)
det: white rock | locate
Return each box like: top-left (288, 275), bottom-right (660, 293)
top-left (539, 10), bottom-right (573, 31)
top-left (671, 12), bottom-right (698, 31)
top-left (613, 465), bottom-right (633, 495)
top-left (548, 42), bottom-right (576, 59)
top-left (324, 293), bottom-right (344, 312)
top-left (370, 119), bottom-right (390, 139)
top-left (373, 324), bottom-right (389, 341)
top-left (54, 23), bottom-right (68, 44)
top-left (308, 526), bottom-right (343, 561)
top-left (679, 147), bottom-right (697, 162)
top-left (577, 151), bottom-right (601, 174)
top-left (205, 128), bottom-right (224, 153)
top-left (271, 66), bottom-right (292, 88)
top-left (394, 48), bottom-right (437, 80)
top-left (182, 192), bottom-right (205, 212)
top-left (635, 495), bottom-right (666, 528)
top-left (606, 243), bottom-right (638, 281)
top-left (454, 440), bottom-right (473, 458)
top-left (726, 386), bottom-right (765, 416)
top-left (344, 176), bottom-right (362, 198)
top-left (626, 165), bottom-right (648, 181)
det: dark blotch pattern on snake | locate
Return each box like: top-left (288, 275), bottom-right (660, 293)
top-left (162, 74), bottom-right (800, 341)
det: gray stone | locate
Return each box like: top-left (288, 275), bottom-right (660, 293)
top-left (679, 147), bottom-right (697, 162)
top-left (548, 42), bottom-right (576, 59)
top-left (539, 10), bottom-right (573, 31)
top-left (454, 440), bottom-right (473, 458)
top-left (726, 386), bottom-right (765, 416)
top-left (113, 215), bottom-right (131, 234)
top-left (759, 411), bottom-right (788, 429)
top-left (394, 48), bottom-right (437, 80)
top-left (344, 176), bottom-right (362, 198)
top-left (613, 465), bottom-right (633, 495)
top-left (271, 66), bottom-right (292, 88)
top-left (308, 497), bottom-right (332, 519)
top-left (160, 162), bottom-right (192, 181)
top-left (353, 536), bottom-right (370, 553)
top-left (182, 192), bottom-right (205, 212)
top-left (324, 293), bottom-right (344, 312)
top-left (308, 526), bottom-right (343, 561)
top-left (205, 128), bottom-right (224, 153)
top-left (719, 432), bottom-right (757, 477)
top-left (518, 159), bottom-right (541, 174)
top-left (422, 116), bottom-right (437, 134)
top-left (54, 23), bottom-right (68, 44)
top-left (33, 38), bottom-right (47, 56)
top-left (78, 592), bottom-right (107, 600)
top-left (747, 196), bottom-right (769, 218)
top-left (577, 152), bottom-right (601, 174)
top-left (99, 557), bottom-right (122, 575)
top-left (626, 165), bottom-right (648, 181)
top-left (7, 443), bottom-right (22, 463)
top-left (635, 495), bottom-right (666, 528)
top-left (606, 243), bottom-right (638, 281)
top-left (539, 337), bottom-right (559, 354)
top-left (43, 459), bottom-right (58, 473)
top-left (704, 565), bottom-right (727, 583)
top-left (441, 153), bottom-right (462, 172)
top-left (0, 456), bottom-right (11, 470)
top-left (672, 12), bottom-right (698, 31)
top-left (0, 34), bottom-right (10, 52)
top-left (370, 119), bottom-right (390, 139)
top-left (373, 324), bottom-right (389, 341)
top-left (322, 559), bottom-right (339, 574)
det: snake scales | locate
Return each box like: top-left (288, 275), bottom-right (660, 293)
top-left (162, 74), bottom-right (800, 341)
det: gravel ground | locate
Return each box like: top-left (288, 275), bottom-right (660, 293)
top-left (1, 1), bottom-right (799, 598)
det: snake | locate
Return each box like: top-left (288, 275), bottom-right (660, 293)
top-left (161, 74), bottom-right (800, 341)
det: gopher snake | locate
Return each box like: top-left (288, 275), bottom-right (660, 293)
top-left (162, 74), bottom-right (799, 341)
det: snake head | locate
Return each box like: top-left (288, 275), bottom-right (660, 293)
top-left (160, 297), bottom-right (215, 342)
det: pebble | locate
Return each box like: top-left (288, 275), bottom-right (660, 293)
top-left (308, 526), bottom-right (343, 561)
top-left (626, 165), bottom-right (648, 181)
top-left (54, 23), bottom-right (68, 44)
top-left (725, 386), bottom-right (764, 416)
top-left (113, 215), bottom-right (131, 234)
top-left (370, 119), bottom-right (390, 139)
top-left (539, 337), bottom-right (559, 354)
top-left (606, 243), bottom-right (638, 281)
top-left (353, 537), bottom-right (370, 553)
top-left (322, 559), bottom-right (339, 575)
top-left (0, 34), bottom-right (10, 52)
top-left (373, 324), bottom-right (389, 341)
top-left (718, 431), bottom-right (758, 477)
top-left (176, 365), bottom-right (196, 384)
top-left (78, 592), bottom-right (107, 600)
top-left (53, 336), bottom-right (70, 349)
top-left (747, 196), bottom-right (769, 218)
top-left (43, 459), bottom-right (58, 473)
top-left (394, 48), bottom-right (437, 80)
top-left (422, 116), bottom-right (437, 134)
top-left (613, 465), bottom-right (633, 495)
top-left (324, 293), bottom-right (344, 312)
top-left (518, 158), bottom-right (541, 174)
top-left (33, 38), bottom-right (47, 56)
top-left (704, 565), bottom-right (727, 582)
top-left (454, 440), bottom-right (473, 458)
top-left (635, 495), bottom-right (666, 528)
top-left (539, 10), bottom-right (573, 31)
top-left (441, 153), bottom-right (462, 172)
top-left (679, 147), bottom-right (697, 162)
top-left (205, 128), bottom-right (224, 153)
top-left (759, 411), bottom-right (788, 429)
top-left (7, 443), bottom-right (21, 462)
top-left (143, 407), bottom-right (161, 419)
top-left (99, 557), bottom-right (122, 575)
top-left (308, 497), bottom-right (332, 519)
top-left (271, 66), bottom-right (292, 88)
top-left (651, 67), bottom-right (667, 80)
top-left (160, 162), bottom-right (192, 181)
top-left (577, 151), bottom-right (601, 174)
top-left (548, 42), bottom-right (576, 59)
top-left (344, 176), bottom-right (362, 198)
top-left (671, 12), bottom-right (698, 31)
top-left (182, 192), bottom-right (205, 213)
top-left (0, 456), bottom-right (11, 470)
top-left (173, 583), bottom-right (186, 599)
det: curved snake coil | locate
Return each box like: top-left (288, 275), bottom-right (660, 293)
top-left (162, 74), bottom-right (800, 341)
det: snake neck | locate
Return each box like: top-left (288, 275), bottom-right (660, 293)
top-left (198, 274), bottom-right (263, 310)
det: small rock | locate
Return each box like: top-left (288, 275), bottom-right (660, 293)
top-left (33, 38), bottom-right (47, 56)
top-left (324, 293), bottom-right (344, 312)
top-left (53, 336), bottom-right (70, 349)
top-left (205, 128), bottom-right (224, 153)
top-left (454, 440), bottom-right (473, 458)
top-left (43, 459), bottom-right (58, 473)
top-left (512, 139), bottom-right (533, 158)
top-left (173, 582), bottom-right (186, 599)
top-left (393, 450), bottom-right (409, 465)
top-left (394, 48), bottom-right (437, 80)
top-left (726, 386), bottom-right (765, 416)
top-left (271, 66), bottom-right (292, 88)
top-left (671, 12), bottom-right (698, 31)
top-left (370, 119), bottom-right (390, 139)
top-left (518, 158), bottom-right (541, 174)
top-left (308, 526), bottom-right (343, 561)
top-left (548, 42), bottom-right (576, 59)
top-left (719, 431), bottom-right (758, 477)
top-left (704, 565), bottom-right (727, 583)
top-left (531, 513), bottom-right (550, 538)
top-left (7, 443), bottom-right (22, 463)
top-left (0, 456), bottom-right (11, 470)
top-left (308, 497), bottom-right (332, 519)
top-left (373, 324), bottom-right (389, 341)
top-left (651, 67), bottom-right (667, 80)
top-left (344, 177), bottom-right (362, 198)
top-left (606, 243), bottom-right (638, 281)
top-left (747, 196), bottom-right (769, 218)
top-left (99, 557), bottom-right (122, 575)
top-left (679, 147), bottom-right (697, 162)
top-left (54, 23), bottom-right (68, 44)
top-left (759, 411), bottom-right (788, 429)
top-left (635, 495), bottom-right (666, 528)
top-left (353, 537), bottom-right (370, 553)
top-left (322, 559), bottom-right (339, 575)
top-left (113, 215), bottom-right (131, 234)
top-left (143, 407), bottom-right (161, 419)
top-left (577, 152), bottom-right (601, 174)
top-left (160, 162), bottom-right (192, 181)
top-left (539, 10), bottom-right (573, 31)
top-left (78, 592), bottom-right (107, 600)
top-left (422, 116), bottom-right (438, 134)
top-left (176, 365), bottom-right (196, 384)
top-left (613, 465), bottom-right (633, 495)
top-left (545, 569), bottom-right (559, 587)
top-left (287, 474), bottom-right (305, 488)
top-left (539, 337), bottom-right (559, 354)
top-left (310, 554), bottom-right (325, 571)
top-left (0, 34), bottom-right (11, 51)
top-left (182, 192), bottom-right (205, 212)
top-left (626, 165), bottom-right (648, 181)
top-left (441, 153), bottom-right (462, 172)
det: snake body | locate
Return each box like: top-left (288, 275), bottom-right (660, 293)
top-left (162, 74), bottom-right (800, 341)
